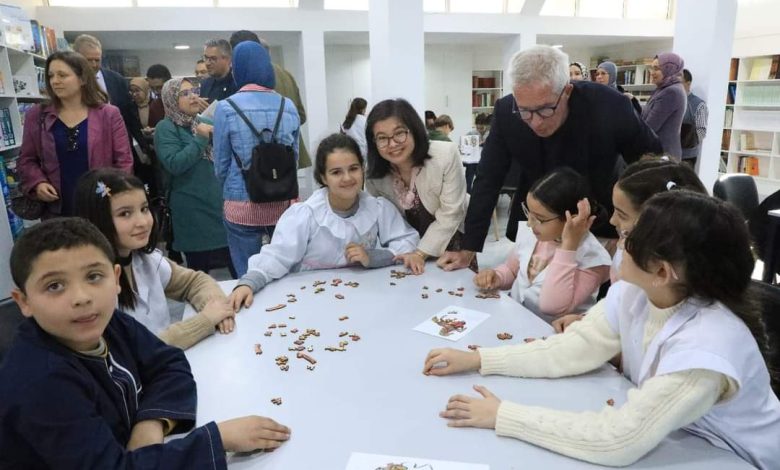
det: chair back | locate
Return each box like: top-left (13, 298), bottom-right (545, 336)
top-left (713, 173), bottom-right (759, 221)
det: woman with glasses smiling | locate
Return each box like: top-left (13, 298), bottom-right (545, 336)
top-left (474, 167), bottom-right (611, 322)
top-left (365, 98), bottom-right (470, 274)
top-left (18, 50), bottom-right (133, 218)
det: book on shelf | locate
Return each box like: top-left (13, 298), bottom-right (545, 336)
top-left (721, 129), bottom-right (732, 150)
top-left (738, 155), bottom-right (760, 176)
top-left (729, 58), bottom-right (740, 81)
top-left (770, 55), bottom-right (780, 79)
top-left (726, 83), bottom-right (736, 104)
top-left (29, 19), bottom-right (42, 55)
top-left (749, 57), bottom-right (773, 80)
top-left (724, 107), bottom-right (733, 128)
top-left (719, 152), bottom-right (728, 173)
top-left (1, 108), bottom-right (15, 147)
top-left (12, 75), bottom-right (34, 96)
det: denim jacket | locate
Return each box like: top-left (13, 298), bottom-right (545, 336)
top-left (213, 89), bottom-right (300, 202)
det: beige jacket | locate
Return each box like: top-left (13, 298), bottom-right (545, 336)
top-left (366, 140), bottom-right (468, 257)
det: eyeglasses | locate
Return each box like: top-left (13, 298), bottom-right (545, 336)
top-left (521, 201), bottom-right (559, 225)
top-left (513, 87), bottom-right (566, 121)
top-left (178, 87), bottom-right (200, 98)
top-left (375, 129), bottom-right (409, 150)
top-left (66, 125), bottom-right (80, 152)
top-left (203, 55), bottom-right (224, 64)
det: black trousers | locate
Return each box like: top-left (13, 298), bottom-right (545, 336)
top-left (184, 247), bottom-right (237, 279)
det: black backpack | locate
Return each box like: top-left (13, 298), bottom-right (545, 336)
top-left (227, 96), bottom-right (298, 203)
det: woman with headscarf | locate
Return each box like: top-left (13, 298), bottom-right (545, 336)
top-left (154, 77), bottom-right (236, 277)
top-left (569, 62), bottom-right (589, 81)
top-left (128, 77), bottom-right (162, 196)
top-left (642, 52), bottom-right (687, 160)
top-left (595, 60), bottom-right (643, 116)
top-left (213, 40), bottom-right (300, 277)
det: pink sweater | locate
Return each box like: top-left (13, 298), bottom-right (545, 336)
top-left (493, 241), bottom-right (610, 316)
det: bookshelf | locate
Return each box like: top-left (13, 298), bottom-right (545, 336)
top-left (721, 55), bottom-right (780, 197)
top-left (590, 58), bottom-right (655, 104)
top-left (471, 70), bottom-right (502, 122)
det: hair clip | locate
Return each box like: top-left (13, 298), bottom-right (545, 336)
top-left (144, 184), bottom-right (150, 194)
top-left (660, 155), bottom-right (670, 161)
top-left (96, 181), bottom-right (111, 198)
top-left (666, 181), bottom-right (677, 191)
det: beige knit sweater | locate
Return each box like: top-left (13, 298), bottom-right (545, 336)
top-left (479, 299), bottom-right (734, 466)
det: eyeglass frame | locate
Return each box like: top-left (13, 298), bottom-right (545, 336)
top-left (521, 200), bottom-right (560, 225)
top-left (177, 86), bottom-right (201, 98)
top-left (374, 128), bottom-right (410, 150)
top-left (512, 86), bottom-right (567, 121)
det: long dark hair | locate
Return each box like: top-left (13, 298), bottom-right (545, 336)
top-left (528, 167), bottom-right (591, 219)
top-left (366, 98), bottom-right (431, 179)
top-left (342, 97), bottom-right (367, 130)
top-left (45, 50), bottom-right (108, 109)
top-left (75, 169), bottom-right (159, 311)
top-left (618, 159), bottom-right (707, 210)
top-left (314, 133), bottom-right (364, 187)
top-left (625, 191), bottom-right (767, 356)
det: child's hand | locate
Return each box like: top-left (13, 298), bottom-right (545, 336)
top-left (552, 313), bottom-right (584, 333)
top-left (423, 348), bottom-right (481, 376)
top-left (473, 269), bottom-right (499, 290)
top-left (440, 385), bottom-right (501, 429)
top-left (561, 198), bottom-right (596, 251)
top-left (216, 316), bottom-right (235, 334)
top-left (394, 252), bottom-right (425, 275)
top-left (217, 416), bottom-right (291, 452)
top-left (345, 242), bottom-right (370, 267)
top-left (126, 419), bottom-right (164, 451)
top-left (200, 298), bottom-right (234, 327)
top-left (229, 286), bottom-right (254, 312)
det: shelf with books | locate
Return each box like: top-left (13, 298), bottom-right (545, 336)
top-left (471, 70), bottom-right (502, 114)
top-left (722, 57), bottom-right (780, 197)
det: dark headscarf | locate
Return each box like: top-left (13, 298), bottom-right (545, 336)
top-left (232, 41), bottom-right (275, 89)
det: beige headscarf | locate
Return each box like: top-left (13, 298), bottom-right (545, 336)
top-left (130, 77), bottom-right (151, 127)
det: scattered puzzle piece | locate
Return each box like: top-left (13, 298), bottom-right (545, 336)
top-left (497, 332), bottom-right (513, 340)
top-left (265, 304), bottom-right (286, 312)
top-left (271, 397), bottom-right (282, 405)
top-left (607, 398), bottom-right (615, 407)
top-left (467, 344), bottom-right (480, 351)
top-left (254, 344), bottom-right (262, 355)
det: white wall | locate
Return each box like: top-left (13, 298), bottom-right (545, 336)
top-left (733, 0), bottom-right (780, 57)
top-left (325, 45), bottom-right (370, 134)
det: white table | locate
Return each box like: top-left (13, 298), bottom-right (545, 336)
top-left (184, 264), bottom-right (751, 469)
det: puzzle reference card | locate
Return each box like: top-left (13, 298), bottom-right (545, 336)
top-left (412, 305), bottom-right (490, 342)
top-left (346, 452), bottom-right (489, 470)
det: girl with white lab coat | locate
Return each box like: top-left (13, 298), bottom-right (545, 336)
top-left (229, 133), bottom-right (419, 310)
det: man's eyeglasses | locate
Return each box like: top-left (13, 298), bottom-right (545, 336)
top-left (521, 201), bottom-right (559, 225)
top-left (375, 129), bottom-right (409, 150)
top-left (178, 87), bottom-right (200, 98)
top-left (513, 87), bottom-right (566, 121)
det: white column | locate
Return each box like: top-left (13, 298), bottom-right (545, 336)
top-left (673, 0), bottom-right (738, 192)
top-left (502, 32), bottom-right (537, 96)
top-left (369, 0), bottom-right (424, 113)
top-left (299, 28), bottom-right (328, 195)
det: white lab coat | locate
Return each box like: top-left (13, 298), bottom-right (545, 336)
top-left (123, 250), bottom-right (172, 334)
top-left (246, 188), bottom-right (419, 283)
top-left (605, 281), bottom-right (780, 470)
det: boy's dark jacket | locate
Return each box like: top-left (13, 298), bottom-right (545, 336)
top-left (0, 310), bottom-right (227, 469)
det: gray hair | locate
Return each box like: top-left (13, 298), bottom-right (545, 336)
top-left (73, 34), bottom-right (102, 53)
top-left (204, 39), bottom-right (232, 57)
top-left (509, 45), bottom-right (570, 93)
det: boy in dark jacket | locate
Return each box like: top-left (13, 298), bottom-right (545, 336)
top-left (0, 218), bottom-right (290, 469)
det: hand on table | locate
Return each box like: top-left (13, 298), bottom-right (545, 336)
top-left (423, 348), bottom-right (481, 376)
top-left (474, 269), bottom-right (500, 290)
top-left (394, 251), bottom-right (425, 275)
top-left (229, 285), bottom-right (254, 312)
top-left (436, 250), bottom-right (475, 271)
top-left (34, 182), bottom-right (59, 202)
top-left (345, 242), bottom-right (369, 267)
top-left (440, 385), bottom-right (501, 429)
top-left (217, 416), bottom-right (291, 452)
top-left (552, 313), bottom-right (584, 333)
top-left (200, 297), bottom-right (235, 334)
top-left (561, 198), bottom-right (595, 251)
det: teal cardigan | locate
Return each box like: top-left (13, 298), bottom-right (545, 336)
top-left (154, 118), bottom-right (228, 253)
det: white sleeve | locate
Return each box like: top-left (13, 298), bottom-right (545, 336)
top-left (244, 204), bottom-right (313, 285)
top-left (494, 369), bottom-right (727, 467)
top-left (479, 299), bottom-right (622, 378)
top-left (375, 197), bottom-right (420, 255)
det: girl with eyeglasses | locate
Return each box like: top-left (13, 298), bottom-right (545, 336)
top-left (154, 77), bottom-right (236, 278)
top-left (18, 50), bottom-right (133, 218)
top-left (228, 133), bottom-right (420, 311)
top-left (365, 98), bottom-right (471, 274)
top-left (474, 167), bottom-right (611, 322)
